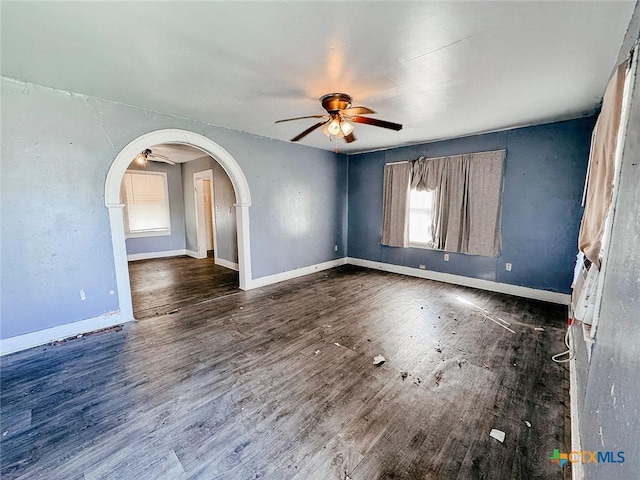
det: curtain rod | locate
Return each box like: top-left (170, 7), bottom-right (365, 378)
top-left (387, 149), bottom-right (506, 166)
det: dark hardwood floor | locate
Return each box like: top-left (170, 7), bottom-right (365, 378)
top-left (128, 256), bottom-right (240, 319)
top-left (0, 265), bottom-right (571, 479)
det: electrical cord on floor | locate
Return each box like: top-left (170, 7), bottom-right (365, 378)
top-left (552, 326), bottom-right (574, 363)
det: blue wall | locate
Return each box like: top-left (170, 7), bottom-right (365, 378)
top-left (0, 78), bottom-right (348, 340)
top-left (347, 117), bottom-right (595, 294)
top-left (124, 161), bottom-right (187, 255)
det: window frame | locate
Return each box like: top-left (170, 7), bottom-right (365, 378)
top-left (121, 170), bottom-right (172, 238)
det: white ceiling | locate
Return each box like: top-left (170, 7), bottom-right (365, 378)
top-left (1, 1), bottom-right (635, 153)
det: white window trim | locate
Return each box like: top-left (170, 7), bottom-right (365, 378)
top-left (122, 170), bottom-right (172, 238)
top-left (125, 229), bottom-right (172, 239)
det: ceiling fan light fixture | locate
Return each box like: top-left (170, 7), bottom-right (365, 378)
top-left (135, 153), bottom-right (147, 165)
top-left (327, 117), bottom-right (341, 136)
top-left (340, 120), bottom-right (354, 136)
top-left (276, 92), bottom-right (402, 144)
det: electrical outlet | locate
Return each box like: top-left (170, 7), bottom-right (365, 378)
top-left (419, 264), bottom-right (426, 270)
top-left (506, 263), bottom-right (512, 271)
top-left (444, 253), bottom-right (449, 262)
top-left (334, 245), bottom-right (338, 252)
top-left (79, 289), bottom-right (86, 301)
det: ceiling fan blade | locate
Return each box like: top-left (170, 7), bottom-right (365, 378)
top-left (149, 157), bottom-right (176, 165)
top-left (340, 106), bottom-right (375, 115)
top-left (291, 121), bottom-right (327, 142)
top-left (344, 132), bottom-right (356, 143)
top-left (275, 114), bottom-right (328, 124)
top-left (148, 154), bottom-right (176, 165)
top-left (350, 115), bottom-right (403, 131)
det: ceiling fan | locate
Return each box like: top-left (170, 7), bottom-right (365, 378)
top-left (133, 148), bottom-right (176, 166)
top-left (275, 93), bottom-right (402, 144)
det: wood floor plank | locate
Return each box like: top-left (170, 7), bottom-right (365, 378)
top-left (1, 263), bottom-right (570, 479)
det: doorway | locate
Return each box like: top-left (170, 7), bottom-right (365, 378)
top-left (203, 178), bottom-right (215, 257)
top-left (193, 170), bottom-right (217, 261)
top-left (105, 129), bottom-right (253, 323)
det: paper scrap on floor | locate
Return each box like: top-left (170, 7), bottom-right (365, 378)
top-left (489, 429), bottom-right (505, 443)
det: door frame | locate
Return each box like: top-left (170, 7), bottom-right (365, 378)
top-left (193, 169), bottom-right (218, 262)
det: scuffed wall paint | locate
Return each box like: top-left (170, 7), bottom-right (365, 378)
top-left (0, 78), bottom-right (348, 340)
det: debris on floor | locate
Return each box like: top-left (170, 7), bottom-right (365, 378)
top-left (435, 346), bottom-right (442, 353)
top-left (167, 308), bottom-right (179, 314)
top-left (525, 421), bottom-right (532, 428)
top-left (482, 362), bottom-right (491, 370)
top-left (401, 371), bottom-right (408, 380)
top-left (434, 371), bottom-right (443, 386)
top-left (314, 350), bottom-right (321, 355)
top-left (412, 377), bottom-right (421, 386)
top-left (457, 358), bottom-right (467, 368)
top-left (489, 429), bottom-right (506, 443)
top-left (334, 342), bottom-right (340, 347)
top-left (452, 331), bottom-right (456, 335)
top-left (51, 324), bottom-right (124, 346)
top-left (456, 295), bottom-right (516, 333)
top-left (373, 354), bottom-right (386, 365)
top-left (534, 327), bottom-right (545, 331)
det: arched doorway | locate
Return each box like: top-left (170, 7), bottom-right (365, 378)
top-left (105, 129), bottom-right (252, 322)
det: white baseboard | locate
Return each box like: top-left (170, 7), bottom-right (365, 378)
top-left (186, 249), bottom-right (206, 259)
top-left (569, 325), bottom-right (584, 480)
top-left (127, 249), bottom-right (187, 261)
top-left (346, 257), bottom-right (571, 305)
top-left (215, 257), bottom-right (239, 271)
top-left (248, 258), bottom-right (348, 289)
top-left (0, 310), bottom-right (134, 356)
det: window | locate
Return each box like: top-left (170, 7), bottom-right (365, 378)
top-left (408, 189), bottom-right (435, 246)
top-left (382, 150), bottom-right (505, 256)
top-left (121, 170), bottom-right (171, 237)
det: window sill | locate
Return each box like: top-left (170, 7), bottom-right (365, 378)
top-left (126, 230), bottom-right (172, 239)
top-left (408, 242), bottom-right (437, 250)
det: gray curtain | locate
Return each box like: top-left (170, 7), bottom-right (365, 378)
top-left (411, 150), bottom-right (505, 256)
top-left (381, 162), bottom-right (412, 247)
